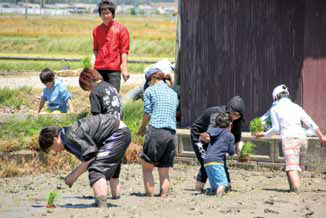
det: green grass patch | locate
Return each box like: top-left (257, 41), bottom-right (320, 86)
top-left (123, 100), bottom-right (144, 144)
top-left (0, 86), bottom-right (32, 109)
top-left (0, 59), bottom-right (82, 73)
top-left (0, 114), bottom-right (83, 140)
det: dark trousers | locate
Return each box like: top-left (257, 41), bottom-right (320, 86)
top-left (191, 139), bottom-right (231, 185)
top-left (97, 70), bottom-right (121, 93)
top-left (88, 127), bottom-right (131, 186)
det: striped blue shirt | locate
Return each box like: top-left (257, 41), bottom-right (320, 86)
top-left (144, 81), bottom-right (178, 130)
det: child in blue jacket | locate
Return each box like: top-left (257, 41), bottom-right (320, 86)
top-left (204, 112), bottom-right (235, 197)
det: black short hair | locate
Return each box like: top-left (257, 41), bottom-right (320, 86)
top-left (275, 92), bottom-right (290, 101)
top-left (40, 68), bottom-right (55, 84)
top-left (39, 126), bottom-right (61, 153)
top-left (98, 0), bottom-right (116, 18)
top-left (215, 112), bottom-right (232, 128)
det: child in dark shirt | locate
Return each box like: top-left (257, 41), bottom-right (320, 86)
top-left (38, 114), bottom-right (131, 207)
top-left (204, 112), bottom-right (235, 197)
top-left (79, 68), bottom-right (121, 119)
top-left (79, 68), bottom-right (122, 199)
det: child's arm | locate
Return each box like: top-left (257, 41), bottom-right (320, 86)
top-left (138, 113), bottom-right (150, 136)
top-left (65, 158), bottom-right (95, 188)
top-left (67, 99), bottom-right (75, 113)
top-left (256, 109), bottom-right (279, 137)
top-left (228, 136), bottom-right (236, 156)
top-left (37, 99), bottom-right (45, 113)
top-left (299, 107), bottom-right (326, 144)
top-left (138, 90), bottom-right (152, 136)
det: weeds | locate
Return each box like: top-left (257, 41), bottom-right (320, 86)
top-left (0, 86), bottom-right (32, 109)
top-left (123, 100), bottom-right (144, 144)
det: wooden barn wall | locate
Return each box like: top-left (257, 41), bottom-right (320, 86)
top-left (302, 0), bottom-right (326, 131)
top-left (177, 0), bottom-right (305, 128)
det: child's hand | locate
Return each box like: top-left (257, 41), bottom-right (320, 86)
top-left (320, 135), bottom-right (326, 146)
top-left (137, 126), bottom-right (146, 137)
top-left (255, 132), bottom-right (265, 138)
top-left (64, 175), bottom-right (75, 188)
top-left (199, 132), bottom-right (210, 143)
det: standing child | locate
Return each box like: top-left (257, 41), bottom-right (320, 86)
top-left (79, 67), bottom-right (122, 199)
top-left (38, 114), bottom-right (131, 207)
top-left (37, 68), bottom-right (75, 114)
top-left (191, 96), bottom-right (245, 192)
top-left (256, 84), bottom-right (326, 193)
top-left (92, 0), bottom-right (130, 93)
top-left (137, 67), bottom-right (178, 197)
top-left (204, 112), bottom-right (235, 197)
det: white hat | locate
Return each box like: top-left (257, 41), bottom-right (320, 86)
top-left (272, 84), bottom-right (289, 100)
top-left (143, 59), bottom-right (174, 75)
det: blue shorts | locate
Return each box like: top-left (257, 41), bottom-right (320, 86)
top-left (205, 163), bottom-right (228, 190)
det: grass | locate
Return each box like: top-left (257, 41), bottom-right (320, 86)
top-left (0, 16), bottom-right (176, 57)
top-left (123, 100), bottom-right (144, 144)
top-left (0, 86), bottom-right (32, 109)
top-left (0, 86), bottom-right (145, 152)
top-left (0, 58), bottom-right (159, 73)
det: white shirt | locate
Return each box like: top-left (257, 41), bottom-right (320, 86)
top-left (264, 97), bottom-right (318, 138)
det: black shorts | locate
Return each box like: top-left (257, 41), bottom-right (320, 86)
top-left (140, 126), bottom-right (176, 168)
top-left (88, 127), bottom-right (131, 186)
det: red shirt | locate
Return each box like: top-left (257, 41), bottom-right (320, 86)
top-left (93, 21), bottom-right (130, 71)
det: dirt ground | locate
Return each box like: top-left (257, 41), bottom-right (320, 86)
top-left (1, 163), bottom-right (326, 218)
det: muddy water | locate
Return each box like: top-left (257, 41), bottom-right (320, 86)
top-left (1, 164), bottom-right (326, 218)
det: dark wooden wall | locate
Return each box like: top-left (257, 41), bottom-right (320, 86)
top-left (177, 0), bottom-right (326, 130)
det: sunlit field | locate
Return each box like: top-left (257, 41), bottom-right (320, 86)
top-left (0, 15), bottom-right (176, 72)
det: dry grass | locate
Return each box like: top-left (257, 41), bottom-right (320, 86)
top-left (0, 16), bottom-right (176, 40)
top-left (0, 144), bottom-right (142, 178)
top-left (123, 142), bottom-right (142, 164)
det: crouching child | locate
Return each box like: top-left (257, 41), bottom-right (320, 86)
top-left (38, 114), bottom-right (131, 208)
top-left (203, 112), bottom-right (235, 197)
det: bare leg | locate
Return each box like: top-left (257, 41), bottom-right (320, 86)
top-left (92, 178), bottom-right (108, 207)
top-left (158, 167), bottom-right (170, 197)
top-left (142, 161), bottom-right (155, 197)
top-left (287, 170), bottom-right (300, 193)
top-left (216, 186), bottom-right (225, 197)
top-left (195, 181), bottom-right (205, 192)
top-left (109, 178), bottom-right (120, 199)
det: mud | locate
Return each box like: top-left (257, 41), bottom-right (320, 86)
top-left (1, 163), bottom-right (326, 218)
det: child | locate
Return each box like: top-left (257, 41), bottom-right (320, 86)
top-left (38, 114), bottom-right (131, 207)
top-left (256, 84), bottom-right (326, 193)
top-left (79, 68), bottom-right (122, 199)
top-left (137, 67), bottom-right (178, 197)
top-left (260, 85), bottom-right (316, 136)
top-left (37, 68), bottom-right (75, 114)
top-left (79, 68), bottom-right (121, 119)
top-left (204, 112), bottom-right (235, 197)
top-left (92, 0), bottom-right (130, 93)
top-left (191, 96), bottom-right (245, 192)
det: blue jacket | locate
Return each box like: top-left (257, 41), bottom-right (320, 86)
top-left (204, 127), bottom-right (235, 164)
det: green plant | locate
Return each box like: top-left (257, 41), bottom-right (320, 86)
top-left (240, 141), bottom-right (256, 158)
top-left (81, 56), bottom-right (91, 68)
top-left (47, 191), bottom-right (57, 208)
top-left (249, 118), bottom-right (264, 134)
top-left (123, 100), bottom-right (144, 144)
top-left (0, 86), bottom-right (32, 109)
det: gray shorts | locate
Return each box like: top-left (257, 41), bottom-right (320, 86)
top-left (88, 127), bottom-right (131, 186)
top-left (140, 126), bottom-right (176, 168)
